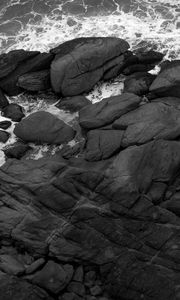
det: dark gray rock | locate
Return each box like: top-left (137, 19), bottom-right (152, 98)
top-left (0, 49), bottom-right (39, 79)
top-left (0, 120), bottom-right (11, 130)
top-left (50, 37), bottom-right (129, 96)
top-left (56, 96), bottom-right (91, 113)
top-left (0, 53), bottom-right (53, 96)
top-left (14, 111), bottom-right (76, 145)
top-left (31, 261), bottom-right (74, 294)
top-left (0, 88), bottom-right (9, 109)
top-left (113, 102), bottom-right (180, 147)
top-left (79, 93), bottom-right (141, 130)
top-left (123, 72), bottom-right (156, 96)
top-left (150, 61), bottom-right (180, 97)
top-left (17, 70), bottom-right (50, 92)
top-left (2, 104), bottom-right (25, 122)
top-left (85, 129), bottom-right (124, 161)
top-left (0, 130), bottom-right (10, 143)
top-left (0, 272), bottom-right (53, 300)
top-left (4, 142), bottom-right (31, 159)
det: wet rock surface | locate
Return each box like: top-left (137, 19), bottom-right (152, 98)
top-left (0, 40), bottom-right (180, 300)
top-left (14, 111), bottom-right (76, 145)
top-left (50, 37), bottom-right (130, 96)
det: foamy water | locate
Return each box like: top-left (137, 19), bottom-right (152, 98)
top-left (0, 0), bottom-right (179, 164)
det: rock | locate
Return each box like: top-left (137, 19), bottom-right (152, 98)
top-left (61, 292), bottom-right (82, 300)
top-left (113, 102), bottom-right (180, 147)
top-left (0, 130), bottom-right (10, 143)
top-left (162, 194), bottom-right (180, 217)
top-left (0, 272), bottom-right (52, 300)
top-left (1, 138), bottom-right (180, 299)
top-left (136, 50), bottom-right (164, 64)
top-left (56, 96), bottom-right (91, 113)
top-left (67, 281), bottom-right (86, 296)
top-left (122, 63), bottom-right (155, 75)
top-left (25, 258), bottom-right (45, 275)
top-left (4, 142), bottom-right (31, 159)
top-left (123, 72), bottom-right (156, 96)
top-left (0, 120), bottom-right (11, 130)
top-left (0, 49), bottom-right (39, 79)
top-left (0, 52), bottom-right (53, 96)
top-left (0, 254), bottom-right (25, 275)
top-left (79, 93), bottom-right (141, 130)
top-left (90, 285), bottom-right (102, 296)
top-left (0, 88), bottom-right (9, 109)
top-left (2, 104), bottom-right (25, 122)
top-left (86, 297), bottom-right (96, 300)
top-left (50, 37), bottom-right (129, 96)
top-left (14, 111), bottom-right (76, 145)
top-left (152, 96), bottom-right (180, 108)
top-left (150, 61), bottom-right (180, 97)
top-left (17, 70), bottom-right (50, 92)
top-left (73, 265), bottom-right (84, 282)
top-left (32, 261), bottom-right (74, 294)
top-left (85, 129), bottom-right (124, 161)
top-left (84, 271), bottom-right (97, 287)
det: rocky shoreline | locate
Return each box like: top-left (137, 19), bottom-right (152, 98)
top-left (0, 37), bottom-right (180, 300)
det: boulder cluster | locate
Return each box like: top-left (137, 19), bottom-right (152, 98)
top-left (0, 37), bottom-right (180, 300)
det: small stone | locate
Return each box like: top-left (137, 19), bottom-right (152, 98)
top-left (0, 120), bottom-right (11, 129)
top-left (2, 103), bottom-right (25, 122)
top-left (61, 292), bottom-right (76, 300)
top-left (90, 285), bottom-right (103, 296)
top-left (67, 281), bottom-right (86, 296)
top-left (0, 130), bottom-right (10, 143)
top-left (0, 254), bottom-right (25, 275)
top-left (85, 271), bottom-right (97, 287)
top-left (73, 265), bottom-right (84, 282)
top-left (32, 261), bottom-right (74, 294)
top-left (25, 258), bottom-right (45, 274)
top-left (4, 141), bottom-right (31, 159)
top-left (86, 296), bottom-right (96, 300)
top-left (67, 17), bottom-right (77, 27)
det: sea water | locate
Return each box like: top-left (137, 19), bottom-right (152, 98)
top-left (0, 0), bottom-right (179, 164)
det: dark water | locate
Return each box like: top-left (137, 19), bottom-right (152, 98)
top-left (0, 0), bottom-right (179, 58)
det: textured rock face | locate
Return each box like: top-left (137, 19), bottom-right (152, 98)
top-left (0, 52), bottom-right (53, 96)
top-left (0, 41), bottom-right (179, 300)
top-left (17, 70), bottom-right (50, 92)
top-left (79, 93), bottom-right (141, 130)
top-left (123, 72), bottom-right (156, 95)
top-left (56, 96), bottom-right (91, 113)
top-left (50, 37), bottom-right (130, 96)
top-left (113, 101), bottom-right (180, 147)
top-left (1, 139), bottom-right (180, 299)
top-left (14, 111), bottom-right (76, 145)
top-left (150, 61), bottom-right (180, 97)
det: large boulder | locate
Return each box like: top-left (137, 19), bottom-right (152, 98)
top-left (2, 104), bottom-right (25, 122)
top-left (17, 70), bottom-right (50, 92)
top-left (50, 37), bottom-right (130, 96)
top-left (56, 95), bottom-right (91, 113)
top-left (113, 102), bottom-right (180, 147)
top-left (123, 72), bottom-right (156, 96)
top-left (14, 111), bottom-right (76, 145)
top-left (79, 93), bottom-right (141, 130)
top-left (150, 61), bottom-right (180, 97)
top-left (0, 272), bottom-right (52, 300)
top-left (0, 49), bottom-right (39, 79)
top-left (85, 129), bottom-right (124, 161)
top-left (0, 140), bottom-right (180, 299)
top-left (0, 53), bottom-right (53, 96)
top-left (0, 88), bottom-right (9, 109)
